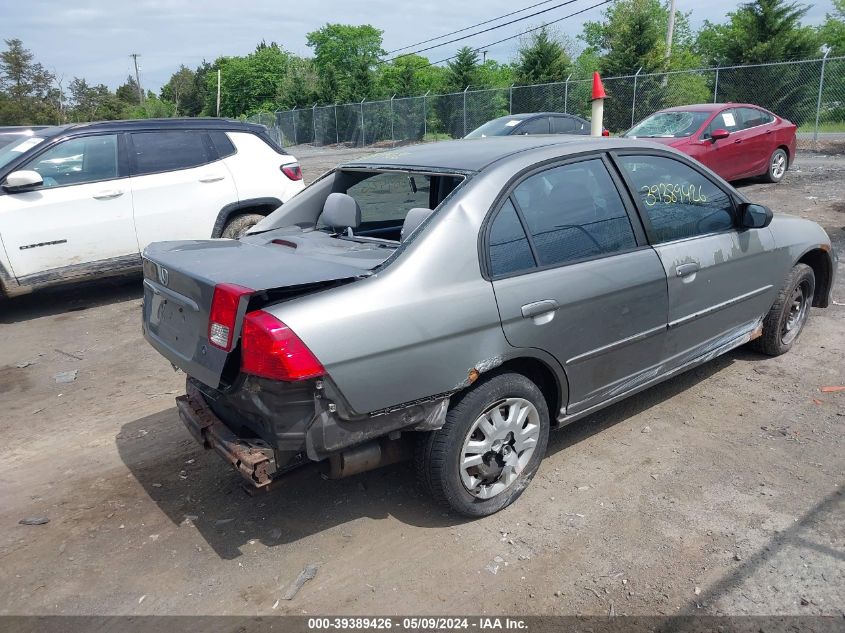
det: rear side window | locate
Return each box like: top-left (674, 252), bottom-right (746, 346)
top-left (513, 159), bottom-right (637, 267)
top-left (208, 131), bottom-right (236, 158)
top-left (619, 155), bottom-right (734, 243)
top-left (130, 130), bottom-right (211, 176)
top-left (551, 116), bottom-right (578, 134)
top-left (516, 117), bottom-right (550, 135)
top-left (738, 107), bottom-right (773, 129)
top-left (489, 199), bottom-right (535, 277)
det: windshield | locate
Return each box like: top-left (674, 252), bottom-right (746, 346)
top-left (465, 117), bottom-right (525, 139)
top-left (0, 136), bottom-right (46, 170)
top-left (625, 111), bottom-right (710, 138)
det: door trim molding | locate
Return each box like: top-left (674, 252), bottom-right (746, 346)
top-left (565, 324), bottom-right (666, 365)
top-left (668, 284), bottom-right (773, 329)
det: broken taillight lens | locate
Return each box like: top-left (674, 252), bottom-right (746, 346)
top-left (241, 310), bottom-right (324, 381)
top-left (208, 283), bottom-right (253, 351)
top-left (281, 163), bottom-right (302, 181)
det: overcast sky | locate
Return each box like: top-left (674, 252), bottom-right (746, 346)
top-left (3, 0), bottom-right (836, 92)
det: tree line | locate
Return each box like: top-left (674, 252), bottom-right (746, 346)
top-left (1, 0), bottom-right (843, 126)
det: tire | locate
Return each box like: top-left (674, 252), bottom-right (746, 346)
top-left (752, 263), bottom-right (814, 356)
top-left (415, 371), bottom-right (550, 517)
top-left (762, 148), bottom-right (788, 183)
top-left (221, 213), bottom-right (266, 239)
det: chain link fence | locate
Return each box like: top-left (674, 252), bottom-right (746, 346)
top-left (248, 55), bottom-right (845, 149)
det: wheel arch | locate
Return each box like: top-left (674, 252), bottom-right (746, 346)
top-left (796, 247), bottom-right (833, 308)
top-left (777, 144), bottom-right (791, 165)
top-left (210, 197), bottom-right (283, 238)
top-left (493, 355), bottom-right (569, 426)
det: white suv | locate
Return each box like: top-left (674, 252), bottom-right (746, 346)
top-left (0, 119), bottom-right (304, 298)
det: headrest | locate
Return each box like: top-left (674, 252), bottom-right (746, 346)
top-left (320, 193), bottom-right (361, 229)
top-left (401, 207), bottom-right (433, 242)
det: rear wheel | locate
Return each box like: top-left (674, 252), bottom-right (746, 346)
top-left (763, 148), bottom-right (788, 183)
top-left (221, 213), bottom-right (265, 239)
top-left (416, 372), bottom-right (550, 517)
top-left (753, 263), bottom-right (814, 356)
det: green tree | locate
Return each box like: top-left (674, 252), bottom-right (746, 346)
top-left (514, 27), bottom-right (572, 85)
top-left (0, 39), bottom-right (59, 124)
top-left (445, 46), bottom-right (480, 92)
top-left (377, 54), bottom-right (446, 97)
top-left (116, 75), bottom-right (142, 106)
top-left (696, 0), bottom-right (819, 64)
top-left (696, 0), bottom-right (821, 123)
top-left (820, 0), bottom-right (845, 55)
top-left (161, 65), bottom-right (196, 116)
top-left (68, 77), bottom-right (127, 121)
top-left (306, 24), bottom-right (384, 102)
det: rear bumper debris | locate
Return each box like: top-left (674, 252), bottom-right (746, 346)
top-left (176, 382), bottom-right (274, 487)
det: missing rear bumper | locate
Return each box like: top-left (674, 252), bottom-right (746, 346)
top-left (176, 382), bottom-right (275, 487)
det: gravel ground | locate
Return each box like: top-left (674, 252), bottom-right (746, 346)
top-left (0, 149), bottom-right (842, 617)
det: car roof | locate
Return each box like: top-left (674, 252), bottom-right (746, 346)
top-left (660, 103), bottom-right (766, 113)
top-left (341, 136), bottom-right (664, 173)
top-left (38, 118), bottom-right (267, 136)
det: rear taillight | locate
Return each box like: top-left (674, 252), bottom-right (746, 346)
top-left (281, 162), bottom-right (302, 181)
top-left (208, 283), bottom-right (253, 351)
top-left (241, 310), bottom-right (324, 381)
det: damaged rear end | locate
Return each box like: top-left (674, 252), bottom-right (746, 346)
top-left (142, 233), bottom-right (447, 488)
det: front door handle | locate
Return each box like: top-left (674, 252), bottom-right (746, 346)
top-left (93, 190), bottom-right (124, 200)
top-left (676, 262), bottom-right (700, 277)
top-left (521, 299), bottom-right (559, 319)
top-left (199, 175), bottom-right (225, 183)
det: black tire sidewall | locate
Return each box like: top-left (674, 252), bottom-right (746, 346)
top-left (221, 213), bottom-right (265, 239)
top-left (772, 266), bottom-right (814, 351)
top-left (436, 372), bottom-right (550, 517)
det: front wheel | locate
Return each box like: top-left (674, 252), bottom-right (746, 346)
top-left (763, 148), bottom-right (788, 183)
top-left (752, 263), bottom-right (814, 356)
top-left (415, 372), bottom-right (550, 517)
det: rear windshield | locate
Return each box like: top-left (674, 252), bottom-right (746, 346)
top-left (465, 117), bottom-right (526, 139)
top-left (323, 170), bottom-right (464, 241)
top-left (625, 111), bottom-right (710, 138)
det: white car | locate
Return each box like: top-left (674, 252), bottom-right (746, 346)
top-left (0, 119), bottom-right (304, 298)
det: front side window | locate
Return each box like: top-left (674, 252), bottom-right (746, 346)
top-left (703, 109), bottom-right (741, 138)
top-left (130, 130), bottom-right (210, 175)
top-left (618, 155), bottom-right (735, 243)
top-left (513, 159), bottom-right (637, 267)
top-left (23, 135), bottom-right (118, 188)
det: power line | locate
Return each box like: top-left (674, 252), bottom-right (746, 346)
top-left (385, 0), bottom-right (561, 55)
top-left (424, 0), bottom-right (612, 69)
top-left (385, 0), bottom-right (589, 63)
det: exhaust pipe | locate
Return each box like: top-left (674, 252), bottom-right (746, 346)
top-left (326, 437), bottom-right (413, 479)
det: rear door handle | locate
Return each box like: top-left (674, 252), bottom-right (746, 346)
top-left (675, 262), bottom-right (700, 277)
top-left (199, 175), bottom-right (224, 183)
top-left (521, 299), bottom-right (559, 319)
top-left (93, 190), bottom-right (124, 200)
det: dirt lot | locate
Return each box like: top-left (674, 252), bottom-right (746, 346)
top-left (0, 149), bottom-right (843, 617)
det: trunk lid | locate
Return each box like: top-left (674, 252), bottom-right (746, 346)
top-left (142, 232), bottom-right (390, 388)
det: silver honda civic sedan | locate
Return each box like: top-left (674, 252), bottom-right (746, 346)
top-left (142, 136), bottom-right (836, 517)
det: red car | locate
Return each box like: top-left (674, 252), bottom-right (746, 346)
top-left (624, 103), bottom-right (797, 183)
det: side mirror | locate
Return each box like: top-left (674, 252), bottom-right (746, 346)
top-left (739, 203), bottom-right (773, 229)
top-left (3, 169), bottom-right (43, 192)
top-left (710, 128), bottom-right (730, 141)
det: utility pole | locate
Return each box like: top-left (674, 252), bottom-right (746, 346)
top-left (216, 69), bottom-right (221, 117)
top-left (130, 53), bottom-right (144, 105)
top-left (665, 0), bottom-right (676, 59)
top-left (481, 50), bottom-right (488, 63)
